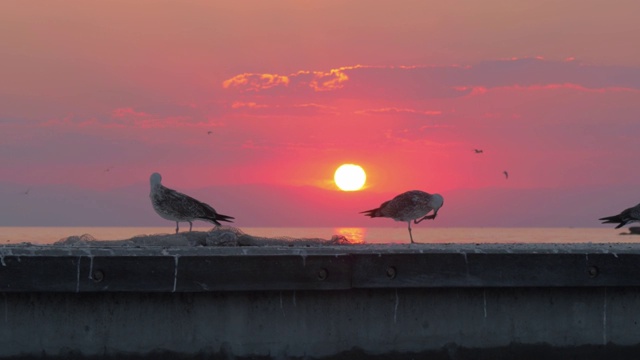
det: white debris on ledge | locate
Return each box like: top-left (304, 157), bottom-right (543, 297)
top-left (53, 226), bottom-right (356, 247)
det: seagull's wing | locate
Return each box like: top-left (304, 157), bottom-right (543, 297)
top-left (384, 191), bottom-right (428, 217)
top-left (158, 187), bottom-right (213, 218)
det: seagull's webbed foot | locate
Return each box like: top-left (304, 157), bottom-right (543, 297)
top-left (414, 214), bottom-right (436, 224)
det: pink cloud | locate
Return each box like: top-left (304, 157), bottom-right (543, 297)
top-left (222, 73), bottom-right (290, 91)
top-left (227, 101), bottom-right (336, 118)
top-left (459, 83), bottom-right (640, 96)
top-left (221, 58), bottom-right (640, 103)
top-left (222, 65), bottom-right (365, 93)
top-left (112, 107), bottom-right (151, 119)
top-left (307, 68), bottom-right (351, 91)
top-left (230, 101), bottom-right (269, 109)
top-left (355, 107), bottom-right (442, 117)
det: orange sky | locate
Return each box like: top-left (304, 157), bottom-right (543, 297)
top-left (2, 1), bottom-right (640, 227)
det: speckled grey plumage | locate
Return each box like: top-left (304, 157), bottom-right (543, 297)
top-left (600, 203), bottom-right (640, 229)
top-left (361, 190), bottom-right (443, 243)
top-left (150, 173), bottom-right (234, 233)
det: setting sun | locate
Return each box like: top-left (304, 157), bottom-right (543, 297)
top-left (334, 164), bottom-right (366, 191)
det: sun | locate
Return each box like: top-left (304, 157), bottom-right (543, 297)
top-left (334, 164), bottom-right (366, 191)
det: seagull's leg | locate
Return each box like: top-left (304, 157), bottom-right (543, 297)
top-left (175, 222), bottom-right (179, 234)
top-left (188, 221), bottom-right (193, 232)
top-left (408, 221), bottom-right (414, 243)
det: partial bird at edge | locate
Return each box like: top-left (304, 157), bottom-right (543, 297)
top-left (599, 203), bottom-right (640, 229)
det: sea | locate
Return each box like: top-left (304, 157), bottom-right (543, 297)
top-left (0, 226), bottom-right (636, 245)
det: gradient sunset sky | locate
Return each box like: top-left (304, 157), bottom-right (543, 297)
top-left (2, 1), bottom-right (640, 227)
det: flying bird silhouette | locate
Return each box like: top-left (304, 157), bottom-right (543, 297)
top-left (361, 190), bottom-right (444, 243)
top-left (207, 131), bottom-right (213, 135)
top-left (149, 172), bottom-right (234, 233)
top-left (599, 203), bottom-right (640, 229)
top-left (503, 171), bottom-right (509, 179)
top-left (474, 149), bottom-right (484, 154)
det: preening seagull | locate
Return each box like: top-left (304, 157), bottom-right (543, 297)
top-left (599, 203), bottom-right (640, 229)
top-left (361, 190), bottom-right (444, 243)
top-left (149, 172), bottom-right (234, 233)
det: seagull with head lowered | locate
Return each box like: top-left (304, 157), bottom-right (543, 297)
top-left (599, 203), bottom-right (640, 229)
top-left (149, 172), bottom-right (234, 233)
top-left (361, 190), bottom-right (444, 243)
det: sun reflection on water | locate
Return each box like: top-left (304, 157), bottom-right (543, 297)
top-left (333, 227), bottom-right (366, 244)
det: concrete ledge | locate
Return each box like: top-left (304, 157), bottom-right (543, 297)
top-left (0, 243), bottom-right (639, 292)
top-left (2, 243), bottom-right (640, 358)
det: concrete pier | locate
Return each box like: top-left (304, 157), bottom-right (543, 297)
top-left (1, 242), bottom-right (640, 359)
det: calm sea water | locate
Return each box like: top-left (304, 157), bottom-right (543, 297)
top-left (0, 226), bottom-right (636, 245)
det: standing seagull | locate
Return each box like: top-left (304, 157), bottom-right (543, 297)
top-left (149, 172), bottom-right (234, 233)
top-left (599, 203), bottom-right (640, 229)
top-left (361, 190), bottom-right (444, 243)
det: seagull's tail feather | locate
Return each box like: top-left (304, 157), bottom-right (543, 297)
top-left (599, 215), bottom-right (627, 229)
top-left (216, 213), bottom-right (235, 222)
top-left (202, 213), bottom-right (235, 226)
top-left (360, 208), bottom-right (383, 218)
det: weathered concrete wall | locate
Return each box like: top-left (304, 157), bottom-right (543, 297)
top-left (1, 243), bottom-right (640, 358)
top-left (1, 287), bottom-right (640, 358)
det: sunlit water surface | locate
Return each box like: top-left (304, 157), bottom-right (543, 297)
top-left (0, 226), bottom-right (636, 245)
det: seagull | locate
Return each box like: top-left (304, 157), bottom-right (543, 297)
top-left (104, 166), bottom-right (114, 172)
top-left (599, 203), bottom-right (640, 229)
top-left (474, 149), bottom-right (484, 154)
top-left (361, 190), bottom-right (444, 243)
top-left (149, 172), bottom-right (234, 233)
top-left (207, 131), bottom-right (213, 135)
top-left (503, 170), bottom-right (509, 179)
top-left (22, 187), bottom-right (31, 195)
